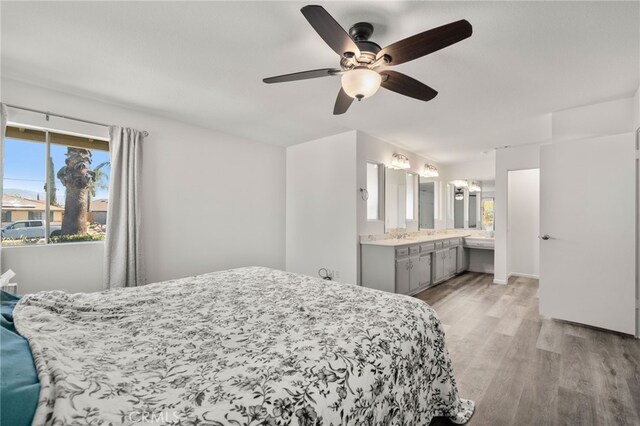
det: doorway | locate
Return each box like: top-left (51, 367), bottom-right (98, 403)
top-left (507, 169), bottom-right (540, 279)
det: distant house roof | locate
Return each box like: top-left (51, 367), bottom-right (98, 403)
top-left (2, 194), bottom-right (64, 211)
top-left (90, 199), bottom-right (108, 212)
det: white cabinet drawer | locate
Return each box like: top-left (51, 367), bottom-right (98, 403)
top-left (435, 241), bottom-right (443, 249)
top-left (396, 247), bottom-right (409, 258)
top-left (409, 246), bottom-right (420, 255)
top-left (442, 240), bottom-right (450, 248)
top-left (420, 243), bottom-right (435, 252)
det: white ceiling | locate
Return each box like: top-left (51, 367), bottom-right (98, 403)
top-left (1, 1), bottom-right (638, 164)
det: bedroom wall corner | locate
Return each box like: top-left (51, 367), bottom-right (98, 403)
top-left (1, 78), bottom-right (286, 292)
top-left (285, 131), bottom-right (358, 285)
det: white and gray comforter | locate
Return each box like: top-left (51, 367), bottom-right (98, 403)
top-left (14, 266), bottom-right (473, 425)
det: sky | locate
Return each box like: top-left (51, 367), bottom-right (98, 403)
top-left (3, 138), bottom-right (110, 204)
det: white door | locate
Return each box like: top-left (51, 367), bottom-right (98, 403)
top-left (539, 133), bottom-right (636, 335)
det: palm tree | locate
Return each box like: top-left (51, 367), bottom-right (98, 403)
top-left (88, 161), bottom-right (109, 199)
top-left (87, 161), bottom-right (109, 220)
top-left (57, 148), bottom-right (95, 235)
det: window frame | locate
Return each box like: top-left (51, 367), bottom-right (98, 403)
top-left (405, 173), bottom-right (417, 221)
top-left (366, 161), bottom-right (385, 222)
top-left (2, 123), bottom-right (110, 247)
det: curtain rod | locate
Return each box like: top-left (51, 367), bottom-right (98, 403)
top-left (2, 103), bottom-right (149, 137)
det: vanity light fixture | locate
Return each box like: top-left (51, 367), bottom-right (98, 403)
top-left (468, 181), bottom-right (481, 192)
top-left (454, 188), bottom-right (464, 201)
top-left (421, 163), bottom-right (439, 178)
top-left (390, 153), bottom-right (411, 170)
top-left (450, 179), bottom-right (468, 188)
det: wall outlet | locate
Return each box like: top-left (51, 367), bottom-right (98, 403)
top-left (334, 270), bottom-right (340, 279)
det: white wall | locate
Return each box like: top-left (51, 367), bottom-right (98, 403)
top-left (3, 243), bottom-right (104, 294)
top-left (633, 88), bottom-right (639, 129)
top-left (507, 169), bottom-right (540, 278)
top-left (552, 97), bottom-right (636, 141)
top-left (494, 144), bottom-right (541, 284)
top-left (286, 131), bottom-right (358, 284)
top-left (2, 78), bottom-right (286, 292)
top-left (442, 156), bottom-right (496, 182)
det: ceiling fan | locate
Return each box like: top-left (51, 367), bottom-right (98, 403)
top-left (263, 5), bottom-right (472, 115)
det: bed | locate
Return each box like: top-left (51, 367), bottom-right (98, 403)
top-left (9, 266), bottom-right (473, 425)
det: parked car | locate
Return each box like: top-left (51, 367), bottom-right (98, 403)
top-left (1, 220), bottom-right (62, 239)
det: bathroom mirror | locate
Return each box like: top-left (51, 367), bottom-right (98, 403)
top-left (451, 180), bottom-right (483, 229)
top-left (385, 167), bottom-right (415, 231)
top-left (419, 178), bottom-right (435, 229)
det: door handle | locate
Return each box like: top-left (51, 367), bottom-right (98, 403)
top-left (538, 234), bottom-right (551, 240)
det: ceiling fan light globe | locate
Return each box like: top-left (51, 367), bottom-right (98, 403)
top-left (341, 68), bottom-right (381, 100)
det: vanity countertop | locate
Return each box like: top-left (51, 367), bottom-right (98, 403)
top-left (360, 233), bottom-right (473, 247)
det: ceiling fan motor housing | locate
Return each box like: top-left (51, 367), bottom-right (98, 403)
top-left (341, 22), bottom-right (382, 69)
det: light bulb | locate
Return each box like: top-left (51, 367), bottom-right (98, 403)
top-left (341, 68), bottom-right (382, 100)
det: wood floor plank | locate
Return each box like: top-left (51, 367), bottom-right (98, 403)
top-left (416, 272), bottom-right (640, 426)
top-left (469, 320), bottom-right (541, 425)
top-left (493, 303), bottom-right (529, 336)
top-left (485, 294), bottom-right (517, 318)
top-left (536, 318), bottom-right (563, 354)
top-left (512, 349), bottom-right (561, 426)
top-left (559, 334), bottom-right (596, 396)
top-left (557, 386), bottom-right (597, 426)
top-left (454, 331), bottom-right (513, 403)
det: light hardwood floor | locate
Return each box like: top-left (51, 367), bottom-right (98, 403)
top-left (418, 272), bottom-right (640, 426)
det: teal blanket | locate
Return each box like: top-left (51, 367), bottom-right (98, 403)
top-left (1, 291), bottom-right (39, 426)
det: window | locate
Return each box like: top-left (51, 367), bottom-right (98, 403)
top-left (2, 126), bottom-right (110, 246)
top-left (406, 173), bottom-right (416, 221)
top-left (482, 198), bottom-right (495, 231)
top-left (366, 162), bottom-right (383, 220)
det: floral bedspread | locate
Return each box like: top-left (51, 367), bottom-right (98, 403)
top-left (14, 267), bottom-right (473, 425)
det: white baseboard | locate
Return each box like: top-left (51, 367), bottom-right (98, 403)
top-left (509, 272), bottom-right (539, 279)
top-left (493, 278), bottom-right (507, 285)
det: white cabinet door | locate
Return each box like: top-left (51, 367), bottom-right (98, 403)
top-left (434, 250), bottom-right (446, 283)
top-left (395, 257), bottom-right (410, 294)
top-left (415, 254), bottom-right (431, 288)
top-left (448, 247), bottom-right (458, 277)
top-left (540, 134), bottom-right (635, 335)
top-left (409, 255), bottom-right (421, 291)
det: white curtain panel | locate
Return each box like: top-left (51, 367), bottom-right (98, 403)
top-left (105, 126), bottom-right (144, 289)
top-left (0, 104), bottom-right (6, 268)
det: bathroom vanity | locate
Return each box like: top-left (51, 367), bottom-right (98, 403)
top-left (361, 234), bottom-right (471, 296)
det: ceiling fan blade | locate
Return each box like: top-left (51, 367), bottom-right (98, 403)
top-left (333, 87), bottom-right (354, 115)
top-left (377, 19), bottom-right (472, 66)
top-left (263, 68), bottom-right (340, 84)
top-left (380, 70), bottom-right (438, 102)
top-left (301, 5), bottom-right (360, 58)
